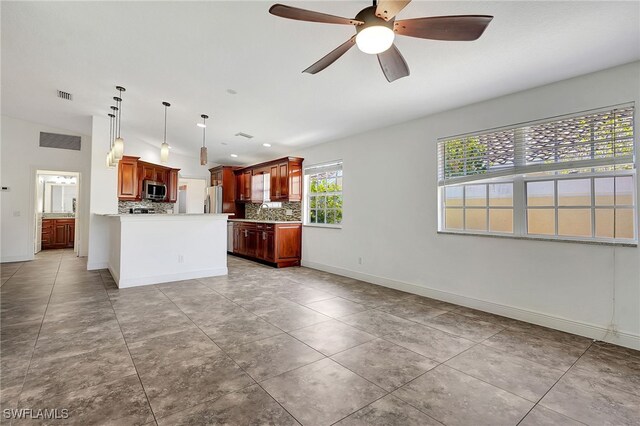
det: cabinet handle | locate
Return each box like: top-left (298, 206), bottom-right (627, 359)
top-left (244, 230), bottom-right (248, 237)
top-left (263, 231), bottom-right (266, 240)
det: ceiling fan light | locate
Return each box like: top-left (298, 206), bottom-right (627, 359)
top-left (160, 142), bottom-right (170, 164)
top-left (356, 25), bottom-right (395, 54)
top-left (200, 146), bottom-right (208, 166)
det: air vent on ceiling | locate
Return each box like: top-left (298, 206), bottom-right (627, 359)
top-left (235, 132), bottom-right (254, 139)
top-left (39, 132), bottom-right (81, 151)
top-left (57, 90), bottom-right (73, 101)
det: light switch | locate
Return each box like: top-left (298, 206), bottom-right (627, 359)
top-left (13, 211), bottom-right (21, 217)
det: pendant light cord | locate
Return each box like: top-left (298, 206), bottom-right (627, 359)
top-left (164, 105), bottom-right (168, 144)
top-left (202, 117), bottom-right (206, 148)
top-left (108, 114), bottom-right (113, 149)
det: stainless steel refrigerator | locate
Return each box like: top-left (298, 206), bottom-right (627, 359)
top-left (205, 186), bottom-right (223, 214)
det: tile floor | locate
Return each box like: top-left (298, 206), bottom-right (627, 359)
top-left (1, 249), bottom-right (639, 425)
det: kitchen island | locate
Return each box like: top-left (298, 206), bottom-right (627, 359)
top-left (100, 213), bottom-right (230, 288)
top-left (228, 219), bottom-right (302, 268)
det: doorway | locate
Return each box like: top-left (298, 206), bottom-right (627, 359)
top-left (176, 178), bottom-right (207, 214)
top-left (34, 170), bottom-right (80, 254)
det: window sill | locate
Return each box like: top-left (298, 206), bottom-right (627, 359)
top-left (303, 224), bottom-right (342, 229)
top-left (437, 231), bottom-right (638, 247)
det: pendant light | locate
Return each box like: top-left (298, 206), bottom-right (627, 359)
top-left (113, 86), bottom-right (126, 160)
top-left (106, 112), bottom-right (116, 168)
top-left (160, 101), bottom-right (171, 164)
top-left (109, 105), bottom-right (119, 167)
top-left (200, 114), bottom-right (208, 166)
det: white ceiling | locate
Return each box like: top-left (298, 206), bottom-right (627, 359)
top-left (2, 1), bottom-right (639, 165)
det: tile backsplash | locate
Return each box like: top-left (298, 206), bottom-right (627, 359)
top-left (118, 200), bottom-right (176, 214)
top-left (245, 202), bottom-right (301, 221)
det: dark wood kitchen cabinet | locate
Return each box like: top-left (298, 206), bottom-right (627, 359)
top-left (118, 156), bottom-right (140, 200)
top-left (234, 169), bottom-right (253, 202)
top-left (209, 166), bottom-right (240, 215)
top-left (118, 156), bottom-right (180, 202)
top-left (232, 157), bottom-right (302, 203)
top-left (232, 221), bottom-right (301, 267)
top-left (167, 169), bottom-right (179, 203)
top-left (42, 218), bottom-right (75, 249)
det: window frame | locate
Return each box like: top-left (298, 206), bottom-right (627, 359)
top-left (304, 161), bottom-right (343, 229)
top-left (437, 104), bottom-right (637, 245)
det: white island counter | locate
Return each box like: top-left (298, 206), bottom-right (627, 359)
top-left (100, 213), bottom-right (230, 288)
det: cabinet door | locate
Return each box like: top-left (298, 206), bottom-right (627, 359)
top-left (235, 173), bottom-right (244, 201)
top-left (155, 168), bottom-right (167, 184)
top-left (167, 169), bottom-right (179, 203)
top-left (278, 162), bottom-right (289, 200)
top-left (270, 165), bottom-right (279, 200)
top-left (243, 171), bottom-right (252, 201)
top-left (288, 160), bottom-right (302, 202)
top-left (264, 231), bottom-right (275, 262)
top-left (118, 158), bottom-right (139, 200)
top-left (67, 222), bottom-right (75, 248)
top-left (275, 225), bottom-right (301, 260)
top-left (247, 229), bottom-right (258, 258)
top-left (53, 223), bottom-right (67, 246)
top-left (142, 165), bottom-right (155, 182)
top-left (233, 225), bottom-right (241, 253)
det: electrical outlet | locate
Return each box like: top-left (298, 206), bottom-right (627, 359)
top-left (178, 254), bottom-right (184, 264)
top-left (13, 211), bottom-right (20, 217)
top-left (285, 209), bottom-right (293, 216)
top-left (358, 257), bottom-right (363, 265)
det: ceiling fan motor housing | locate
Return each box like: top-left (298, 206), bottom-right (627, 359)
top-left (354, 6), bottom-right (395, 34)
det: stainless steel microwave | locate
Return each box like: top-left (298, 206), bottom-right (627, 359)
top-left (143, 180), bottom-right (167, 201)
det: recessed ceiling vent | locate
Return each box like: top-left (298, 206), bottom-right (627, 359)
top-left (39, 132), bottom-right (81, 151)
top-left (57, 90), bottom-right (73, 101)
top-left (235, 132), bottom-right (253, 139)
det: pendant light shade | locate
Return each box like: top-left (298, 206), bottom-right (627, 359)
top-left (113, 86), bottom-right (126, 160)
top-left (160, 101), bottom-right (171, 164)
top-left (200, 114), bottom-right (208, 166)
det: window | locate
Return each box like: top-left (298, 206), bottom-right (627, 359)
top-left (438, 104), bottom-right (636, 244)
top-left (304, 161), bottom-right (343, 227)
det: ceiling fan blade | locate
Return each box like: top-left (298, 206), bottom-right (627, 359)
top-left (377, 44), bottom-right (410, 82)
top-left (303, 37), bottom-right (356, 74)
top-left (375, 0), bottom-right (411, 21)
top-left (269, 4), bottom-right (363, 25)
top-left (394, 15), bottom-right (493, 41)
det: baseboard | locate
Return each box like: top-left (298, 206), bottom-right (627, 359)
top-left (87, 261), bottom-right (108, 271)
top-left (115, 267), bottom-right (228, 288)
top-left (301, 260), bottom-right (640, 351)
top-left (1, 254), bottom-right (35, 263)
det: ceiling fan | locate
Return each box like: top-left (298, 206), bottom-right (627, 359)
top-left (269, 0), bottom-right (493, 82)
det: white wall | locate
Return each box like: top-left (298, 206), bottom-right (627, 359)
top-left (295, 61), bottom-right (640, 350)
top-left (1, 116), bottom-right (91, 262)
top-left (87, 115), bottom-right (213, 269)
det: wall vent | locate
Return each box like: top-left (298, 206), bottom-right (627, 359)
top-left (235, 132), bottom-right (254, 139)
top-left (39, 132), bottom-right (81, 151)
top-left (57, 90), bottom-right (73, 101)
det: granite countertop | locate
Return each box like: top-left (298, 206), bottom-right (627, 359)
top-left (228, 219), bottom-right (302, 224)
top-left (42, 215), bottom-right (75, 219)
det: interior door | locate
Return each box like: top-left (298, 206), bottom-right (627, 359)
top-left (34, 212), bottom-right (42, 254)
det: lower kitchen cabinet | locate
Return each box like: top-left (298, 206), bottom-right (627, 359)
top-left (232, 222), bottom-right (301, 267)
top-left (42, 218), bottom-right (75, 249)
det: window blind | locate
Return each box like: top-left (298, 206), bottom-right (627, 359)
top-left (304, 161), bottom-right (343, 175)
top-left (438, 104), bottom-right (635, 185)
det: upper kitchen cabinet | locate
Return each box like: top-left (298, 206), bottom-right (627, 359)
top-left (235, 169), bottom-right (253, 202)
top-left (118, 156), bottom-right (140, 200)
top-left (117, 156), bottom-right (180, 202)
top-left (209, 166), bottom-right (239, 214)
top-left (270, 158), bottom-right (302, 202)
top-left (167, 169), bottom-right (179, 203)
top-left (233, 157), bottom-right (303, 203)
